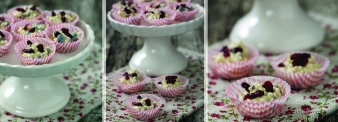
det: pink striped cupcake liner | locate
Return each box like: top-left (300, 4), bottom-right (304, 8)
top-left (111, 71), bottom-right (147, 93)
top-left (143, 8), bottom-right (176, 26)
top-left (111, 8), bottom-right (143, 25)
top-left (153, 74), bottom-right (189, 97)
top-left (169, 3), bottom-right (198, 22)
top-left (0, 30), bottom-right (13, 57)
top-left (14, 37), bottom-right (56, 65)
top-left (126, 94), bottom-right (162, 120)
top-left (7, 5), bottom-right (43, 22)
top-left (134, 0), bottom-right (159, 4)
top-left (162, 0), bottom-right (191, 4)
top-left (10, 20), bottom-right (48, 42)
top-left (45, 24), bottom-right (84, 53)
top-left (0, 14), bottom-right (14, 31)
top-left (42, 10), bottom-right (79, 26)
top-left (141, 2), bottom-right (170, 10)
top-left (271, 51), bottom-right (330, 89)
top-left (208, 45), bottom-right (259, 79)
top-left (225, 76), bottom-right (291, 119)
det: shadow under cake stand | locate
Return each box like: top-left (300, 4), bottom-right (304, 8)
top-left (108, 4), bottom-right (204, 76)
top-left (0, 20), bottom-right (95, 118)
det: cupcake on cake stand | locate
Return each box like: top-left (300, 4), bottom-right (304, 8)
top-left (108, 4), bottom-right (204, 76)
top-left (0, 21), bottom-right (94, 118)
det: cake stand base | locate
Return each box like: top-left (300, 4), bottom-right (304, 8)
top-left (129, 37), bottom-right (188, 76)
top-left (0, 76), bottom-right (70, 118)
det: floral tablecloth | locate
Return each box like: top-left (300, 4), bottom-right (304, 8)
top-left (105, 48), bottom-right (204, 122)
top-left (207, 13), bottom-right (338, 122)
top-left (0, 44), bottom-right (102, 122)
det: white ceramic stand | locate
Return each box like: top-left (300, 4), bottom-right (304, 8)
top-left (0, 20), bottom-right (95, 118)
top-left (108, 4), bottom-right (204, 76)
top-left (230, 0), bottom-right (324, 53)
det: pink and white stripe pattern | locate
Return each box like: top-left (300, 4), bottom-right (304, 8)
top-left (126, 94), bottom-right (162, 120)
top-left (0, 14), bottom-right (14, 31)
top-left (153, 74), bottom-right (189, 97)
top-left (111, 8), bottom-right (143, 25)
top-left (45, 24), bottom-right (84, 53)
top-left (111, 71), bottom-right (147, 93)
top-left (10, 20), bottom-right (48, 42)
top-left (0, 30), bottom-right (13, 57)
top-left (143, 8), bottom-right (176, 26)
top-left (271, 51), bottom-right (330, 89)
top-left (226, 76), bottom-right (291, 119)
top-left (7, 5), bottom-right (43, 22)
top-left (42, 10), bottom-right (79, 26)
top-left (14, 37), bottom-right (56, 65)
top-left (208, 45), bottom-right (259, 79)
top-left (170, 3), bottom-right (198, 22)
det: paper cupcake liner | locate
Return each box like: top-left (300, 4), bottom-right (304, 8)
top-left (7, 5), bottom-right (43, 22)
top-left (208, 45), bottom-right (259, 79)
top-left (10, 20), bottom-right (48, 42)
top-left (111, 8), bottom-right (143, 25)
top-left (271, 51), bottom-right (330, 89)
top-left (134, 0), bottom-right (160, 4)
top-left (153, 74), bottom-right (189, 97)
top-left (0, 14), bottom-right (14, 31)
top-left (140, 2), bottom-right (170, 10)
top-left (111, 71), bottom-right (147, 93)
top-left (225, 76), bottom-right (291, 119)
top-left (126, 94), bottom-right (162, 120)
top-left (14, 37), bottom-right (56, 65)
top-left (0, 30), bottom-right (13, 57)
top-left (42, 10), bottom-right (79, 26)
top-left (169, 3), bottom-right (198, 22)
top-left (162, 0), bottom-right (190, 4)
top-left (143, 8), bottom-right (176, 26)
top-left (45, 24), bottom-right (84, 53)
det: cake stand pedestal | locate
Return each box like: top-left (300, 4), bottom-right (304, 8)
top-left (230, 0), bottom-right (324, 53)
top-left (0, 20), bottom-right (95, 118)
top-left (108, 4), bottom-right (204, 76)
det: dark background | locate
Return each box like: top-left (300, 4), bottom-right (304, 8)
top-left (0, 0), bottom-right (102, 122)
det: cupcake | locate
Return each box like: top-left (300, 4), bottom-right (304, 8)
top-left (112, 6), bottom-right (143, 25)
top-left (0, 31), bottom-right (13, 57)
top-left (163, 0), bottom-right (190, 3)
top-left (208, 41), bottom-right (259, 79)
top-left (45, 24), bottom-right (84, 53)
top-left (142, 2), bottom-right (170, 10)
top-left (111, 69), bottom-right (147, 93)
top-left (126, 94), bottom-right (162, 120)
top-left (42, 10), bottom-right (79, 26)
top-left (14, 38), bottom-right (56, 65)
top-left (143, 9), bottom-right (176, 26)
top-left (0, 14), bottom-right (14, 31)
top-left (112, 0), bottom-right (139, 10)
top-left (271, 52), bottom-right (330, 89)
top-left (7, 5), bottom-right (43, 21)
top-left (226, 76), bottom-right (291, 119)
top-left (171, 3), bottom-right (197, 22)
top-left (153, 75), bottom-right (189, 97)
top-left (11, 20), bottom-right (48, 41)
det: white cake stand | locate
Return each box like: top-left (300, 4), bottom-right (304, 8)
top-left (0, 20), bottom-right (95, 118)
top-left (107, 4), bottom-right (204, 76)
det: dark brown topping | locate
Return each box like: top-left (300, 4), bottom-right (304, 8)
top-left (30, 5), bottom-right (36, 10)
top-left (0, 31), bottom-right (4, 37)
top-left (61, 28), bottom-right (73, 38)
top-left (132, 102), bottom-right (142, 106)
top-left (121, 0), bottom-right (134, 6)
top-left (165, 76), bottom-right (177, 84)
top-left (54, 31), bottom-right (60, 37)
top-left (244, 90), bottom-right (264, 100)
top-left (129, 73), bottom-right (137, 77)
top-left (27, 40), bottom-right (32, 45)
top-left (290, 53), bottom-right (311, 67)
top-left (241, 82), bottom-right (250, 93)
top-left (137, 95), bottom-right (142, 100)
top-left (24, 24), bottom-right (29, 30)
top-left (123, 72), bottom-right (130, 80)
top-left (22, 49), bottom-right (34, 53)
top-left (123, 7), bottom-right (132, 14)
top-left (263, 81), bottom-right (274, 92)
top-left (278, 63), bottom-right (285, 67)
top-left (159, 11), bottom-right (165, 18)
top-left (51, 11), bottom-right (56, 16)
top-left (158, 82), bottom-right (162, 84)
top-left (230, 47), bottom-right (243, 53)
top-left (145, 99), bottom-right (151, 106)
top-left (60, 11), bottom-right (66, 16)
top-left (37, 44), bottom-right (44, 52)
top-left (16, 8), bottom-right (26, 12)
top-left (28, 28), bottom-right (35, 33)
top-left (61, 16), bottom-right (66, 23)
top-left (220, 46), bottom-right (230, 58)
top-left (0, 17), bottom-right (5, 21)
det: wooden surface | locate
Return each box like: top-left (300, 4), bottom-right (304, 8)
top-left (106, 0), bottom-right (204, 121)
top-left (208, 0), bottom-right (338, 122)
top-left (1, 0), bottom-right (102, 122)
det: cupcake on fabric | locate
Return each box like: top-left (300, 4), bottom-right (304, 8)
top-left (239, 81), bottom-right (283, 102)
top-left (212, 41), bottom-right (249, 63)
top-left (277, 53), bottom-right (321, 73)
top-left (119, 69), bottom-right (142, 84)
top-left (157, 75), bottom-right (184, 88)
top-left (132, 95), bottom-right (159, 110)
top-left (154, 75), bottom-right (189, 97)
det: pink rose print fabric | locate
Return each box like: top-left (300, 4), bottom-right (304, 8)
top-left (105, 48), bottom-right (204, 122)
top-left (207, 13), bottom-right (338, 122)
top-left (0, 44), bottom-right (102, 122)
